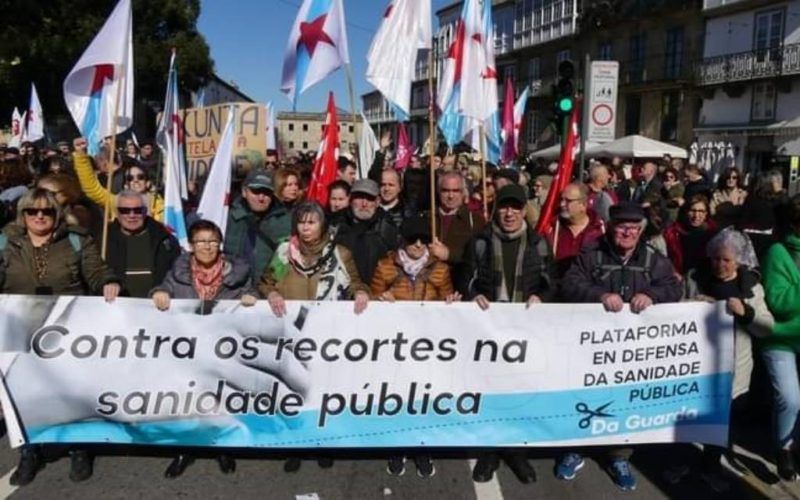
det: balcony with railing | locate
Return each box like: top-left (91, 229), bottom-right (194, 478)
top-left (695, 44), bottom-right (800, 86)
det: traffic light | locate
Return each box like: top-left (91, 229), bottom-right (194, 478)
top-left (553, 60), bottom-right (575, 141)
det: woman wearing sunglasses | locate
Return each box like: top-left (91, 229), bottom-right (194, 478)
top-left (0, 188), bottom-right (120, 486)
top-left (711, 167), bottom-right (747, 229)
top-left (72, 137), bottom-right (165, 222)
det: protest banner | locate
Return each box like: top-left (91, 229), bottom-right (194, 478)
top-left (0, 296), bottom-right (734, 449)
top-left (182, 103), bottom-right (266, 182)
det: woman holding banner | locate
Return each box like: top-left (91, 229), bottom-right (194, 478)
top-left (151, 219), bottom-right (258, 477)
top-left (0, 188), bottom-right (120, 486)
top-left (259, 200), bottom-right (369, 472)
top-left (682, 228), bottom-right (773, 490)
top-left (370, 214), bottom-right (458, 478)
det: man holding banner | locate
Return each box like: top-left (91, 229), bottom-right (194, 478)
top-left (559, 202), bottom-right (683, 490)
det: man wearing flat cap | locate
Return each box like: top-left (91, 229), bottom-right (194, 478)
top-left (335, 179), bottom-right (399, 284)
top-left (465, 183), bottom-right (554, 485)
top-left (557, 200), bottom-right (682, 491)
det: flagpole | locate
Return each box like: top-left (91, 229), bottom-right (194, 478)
top-left (344, 63), bottom-right (361, 177)
top-left (101, 73), bottom-right (124, 261)
top-left (427, 49), bottom-right (437, 238)
top-left (479, 124), bottom-right (488, 220)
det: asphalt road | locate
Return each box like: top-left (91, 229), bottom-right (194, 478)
top-left (0, 441), bottom-right (794, 499)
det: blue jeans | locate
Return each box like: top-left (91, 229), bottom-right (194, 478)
top-left (763, 349), bottom-right (800, 449)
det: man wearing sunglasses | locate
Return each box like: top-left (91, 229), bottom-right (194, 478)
top-left (105, 191), bottom-right (181, 298)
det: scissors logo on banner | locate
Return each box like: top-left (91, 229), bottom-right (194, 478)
top-left (575, 402), bottom-right (615, 429)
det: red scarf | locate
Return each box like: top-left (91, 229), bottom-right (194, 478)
top-left (191, 257), bottom-right (224, 300)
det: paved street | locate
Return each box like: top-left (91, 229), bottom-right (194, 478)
top-left (0, 437), bottom-right (797, 499)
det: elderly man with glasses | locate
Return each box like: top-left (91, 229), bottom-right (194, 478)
top-left (558, 201), bottom-right (682, 491)
top-left (105, 190), bottom-right (181, 298)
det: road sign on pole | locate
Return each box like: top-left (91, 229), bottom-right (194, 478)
top-left (587, 61), bottom-right (619, 143)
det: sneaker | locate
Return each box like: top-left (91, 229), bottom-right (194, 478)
top-left (9, 447), bottom-right (42, 486)
top-left (386, 455), bottom-right (406, 476)
top-left (414, 455), bottom-right (435, 478)
top-left (555, 453), bottom-right (585, 481)
top-left (69, 450), bottom-right (93, 482)
top-left (608, 458), bottom-right (637, 491)
top-left (216, 455), bottom-right (236, 474)
top-left (317, 457), bottom-right (334, 468)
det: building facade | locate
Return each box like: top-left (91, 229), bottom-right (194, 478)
top-left (276, 109), bottom-right (358, 156)
top-left (695, 0), bottom-right (800, 179)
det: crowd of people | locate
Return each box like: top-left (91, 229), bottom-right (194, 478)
top-left (0, 132), bottom-right (798, 493)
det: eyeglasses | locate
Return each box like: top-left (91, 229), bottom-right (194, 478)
top-left (497, 203), bottom-right (524, 212)
top-left (248, 187), bottom-right (272, 196)
top-left (613, 224), bottom-right (641, 234)
top-left (560, 197), bottom-right (584, 204)
top-left (192, 240), bottom-right (221, 248)
top-left (23, 208), bottom-right (56, 218)
top-left (118, 206), bottom-right (146, 215)
top-left (126, 173), bottom-right (147, 182)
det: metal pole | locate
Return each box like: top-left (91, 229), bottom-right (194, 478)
top-left (101, 72), bottom-right (124, 261)
top-left (427, 49), bottom-right (437, 238)
top-left (580, 53), bottom-right (591, 182)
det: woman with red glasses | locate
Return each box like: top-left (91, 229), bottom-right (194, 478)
top-left (711, 167), bottom-right (747, 229)
top-left (0, 188), bottom-right (120, 486)
top-left (72, 137), bottom-right (165, 222)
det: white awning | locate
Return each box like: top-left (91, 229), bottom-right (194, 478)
top-left (587, 135), bottom-right (688, 159)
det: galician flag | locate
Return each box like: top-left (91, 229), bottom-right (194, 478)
top-left (63, 0), bottom-right (134, 155)
top-left (197, 107), bottom-right (236, 238)
top-left (437, 0), bottom-right (498, 151)
top-left (306, 92), bottom-right (339, 207)
top-left (510, 85), bottom-right (530, 163)
top-left (156, 49), bottom-right (189, 250)
top-left (23, 83), bottom-right (45, 143)
top-left (9, 108), bottom-right (22, 148)
top-left (358, 113), bottom-right (379, 180)
top-left (281, 0), bottom-right (350, 106)
top-left (366, 0), bottom-right (432, 121)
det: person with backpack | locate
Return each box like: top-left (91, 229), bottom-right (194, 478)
top-left (465, 184), bottom-right (554, 485)
top-left (0, 188), bottom-right (120, 486)
top-left (558, 202), bottom-right (683, 491)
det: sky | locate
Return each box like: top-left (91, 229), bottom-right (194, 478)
top-left (197, 0), bottom-right (454, 113)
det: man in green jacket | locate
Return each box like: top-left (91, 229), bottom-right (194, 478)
top-left (223, 169), bottom-right (291, 281)
top-left (761, 193), bottom-right (800, 480)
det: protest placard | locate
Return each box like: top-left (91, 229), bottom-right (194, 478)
top-left (0, 297), bottom-right (734, 449)
top-left (182, 103), bottom-right (266, 181)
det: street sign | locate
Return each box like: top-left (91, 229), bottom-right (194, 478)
top-left (587, 61), bottom-right (619, 143)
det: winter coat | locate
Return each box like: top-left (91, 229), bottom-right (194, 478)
top-left (370, 251), bottom-right (453, 301)
top-left (761, 233), bottom-right (800, 352)
top-left (73, 152), bottom-right (165, 222)
top-left (0, 222), bottom-right (118, 295)
top-left (684, 267), bottom-right (773, 398)
top-left (223, 196), bottom-right (292, 281)
top-left (258, 243), bottom-right (368, 300)
top-left (153, 253), bottom-right (256, 300)
top-left (464, 225), bottom-right (554, 302)
top-left (335, 209), bottom-right (399, 284)
top-left (711, 188), bottom-right (747, 229)
top-left (105, 218), bottom-right (181, 297)
top-left (561, 238), bottom-right (682, 304)
top-left (664, 221), bottom-right (717, 275)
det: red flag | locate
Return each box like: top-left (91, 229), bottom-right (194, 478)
top-left (534, 100), bottom-right (581, 236)
top-left (395, 122), bottom-right (412, 172)
top-left (501, 76), bottom-right (516, 164)
top-left (306, 92), bottom-right (340, 207)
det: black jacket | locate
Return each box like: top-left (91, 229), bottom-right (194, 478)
top-left (335, 209), bottom-right (399, 284)
top-left (106, 218), bottom-right (181, 297)
top-left (464, 226), bottom-right (554, 302)
top-left (561, 238), bottom-right (682, 304)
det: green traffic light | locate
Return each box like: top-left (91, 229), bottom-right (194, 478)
top-left (558, 97), bottom-right (573, 113)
